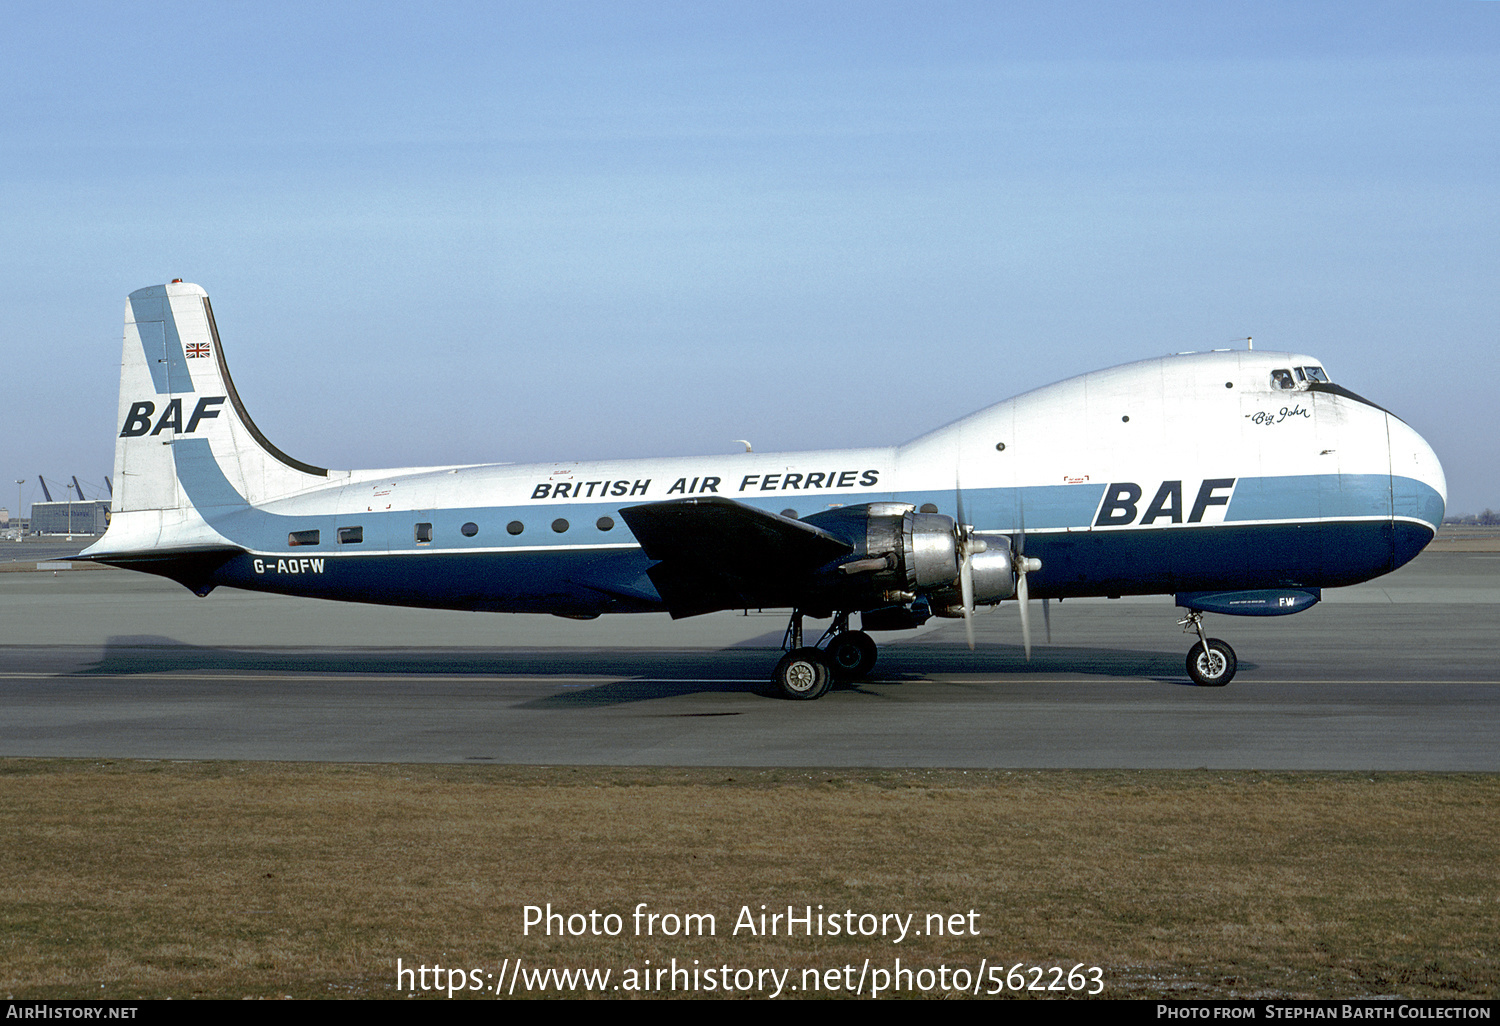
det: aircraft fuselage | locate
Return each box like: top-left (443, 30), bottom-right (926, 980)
top-left (82, 283), bottom-right (1446, 692)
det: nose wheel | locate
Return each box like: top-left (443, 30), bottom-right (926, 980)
top-left (1179, 610), bottom-right (1237, 686)
top-left (1186, 637), bottom-right (1237, 686)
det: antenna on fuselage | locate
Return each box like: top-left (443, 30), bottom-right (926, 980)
top-left (734, 440), bottom-right (753, 453)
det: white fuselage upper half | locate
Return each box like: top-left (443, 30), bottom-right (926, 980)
top-left (242, 348), bottom-right (1444, 543)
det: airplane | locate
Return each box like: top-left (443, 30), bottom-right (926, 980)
top-left (80, 281), bottom-right (1447, 699)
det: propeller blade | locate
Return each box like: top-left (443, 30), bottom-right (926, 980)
top-left (1017, 568), bottom-right (1032, 660)
top-left (960, 548), bottom-right (975, 650)
top-left (1012, 497), bottom-right (1040, 662)
top-left (954, 476), bottom-right (979, 651)
top-left (1042, 597), bottom-right (1052, 644)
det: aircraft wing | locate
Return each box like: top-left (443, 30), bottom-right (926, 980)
top-left (620, 496), bottom-right (853, 617)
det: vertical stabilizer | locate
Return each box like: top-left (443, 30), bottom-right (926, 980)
top-left (95, 282), bottom-right (339, 557)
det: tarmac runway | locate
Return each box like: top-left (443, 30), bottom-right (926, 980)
top-left (1, 544), bottom-right (1496, 769)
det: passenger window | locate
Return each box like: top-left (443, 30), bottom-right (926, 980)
top-left (1270, 369), bottom-right (1295, 390)
top-left (288, 530), bottom-right (320, 547)
top-left (414, 523), bottom-right (432, 544)
top-left (338, 526), bottom-right (363, 544)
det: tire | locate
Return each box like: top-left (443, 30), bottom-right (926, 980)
top-left (825, 630), bottom-right (878, 681)
top-left (773, 648), bottom-right (833, 700)
top-left (1186, 638), bottom-right (1237, 687)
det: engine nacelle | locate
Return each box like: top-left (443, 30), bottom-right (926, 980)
top-left (928, 534), bottom-right (1016, 617)
top-left (863, 505), bottom-right (961, 589)
top-left (807, 503), bottom-right (1016, 613)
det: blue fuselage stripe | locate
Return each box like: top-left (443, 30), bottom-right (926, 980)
top-left (209, 518), bottom-right (1429, 613)
top-left (170, 441), bottom-right (1439, 613)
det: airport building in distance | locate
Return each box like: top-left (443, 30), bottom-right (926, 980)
top-left (28, 501), bottom-right (110, 535)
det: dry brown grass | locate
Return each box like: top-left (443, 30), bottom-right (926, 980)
top-left (0, 760), bottom-right (1495, 999)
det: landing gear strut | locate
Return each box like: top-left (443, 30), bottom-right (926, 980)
top-left (774, 610), bottom-right (832, 700)
top-left (772, 611), bottom-right (879, 699)
top-left (1178, 610), bottom-right (1237, 687)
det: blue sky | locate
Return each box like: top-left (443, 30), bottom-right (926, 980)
top-left (3, 1), bottom-right (1497, 516)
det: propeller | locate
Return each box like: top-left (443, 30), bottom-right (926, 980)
top-left (1013, 504), bottom-right (1043, 660)
top-left (953, 482), bottom-right (987, 650)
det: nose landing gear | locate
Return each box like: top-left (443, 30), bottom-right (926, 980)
top-left (1179, 610), bottom-right (1237, 686)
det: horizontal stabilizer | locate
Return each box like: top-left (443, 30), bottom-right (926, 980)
top-left (75, 545), bottom-right (244, 597)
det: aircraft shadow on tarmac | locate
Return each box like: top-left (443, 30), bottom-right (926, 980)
top-left (522, 647), bottom-right (1247, 708)
top-left (80, 634), bottom-right (1236, 706)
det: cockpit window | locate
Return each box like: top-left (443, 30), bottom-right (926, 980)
top-left (1271, 369), bottom-right (1296, 390)
top-left (1302, 366), bottom-right (1329, 383)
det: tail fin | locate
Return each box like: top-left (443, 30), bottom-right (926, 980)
top-left (91, 282), bottom-right (338, 559)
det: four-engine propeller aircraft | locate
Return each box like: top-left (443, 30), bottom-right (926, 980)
top-left (81, 281), bottom-right (1447, 698)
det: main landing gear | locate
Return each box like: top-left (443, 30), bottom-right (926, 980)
top-left (1178, 610), bottom-right (1237, 687)
top-left (772, 611), bottom-right (878, 700)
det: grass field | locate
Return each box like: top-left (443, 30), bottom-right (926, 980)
top-left (1, 760), bottom-right (1495, 1000)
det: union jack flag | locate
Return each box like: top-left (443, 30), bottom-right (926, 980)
top-left (186, 342), bottom-right (211, 358)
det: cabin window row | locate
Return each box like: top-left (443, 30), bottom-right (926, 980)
top-left (286, 516), bottom-right (621, 547)
top-left (289, 527), bottom-right (363, 546)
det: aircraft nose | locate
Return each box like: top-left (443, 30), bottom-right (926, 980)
top-left (1388, 414), bottom-right (1446, 567)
